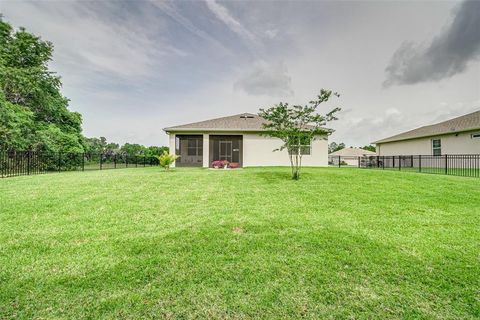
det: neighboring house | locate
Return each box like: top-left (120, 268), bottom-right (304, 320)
top-left (374, 110), bottom-right (480, 156)
top-left (329, 147), bottom-right (376, 166)
top-left (163, 113), bottom-right (329, 168)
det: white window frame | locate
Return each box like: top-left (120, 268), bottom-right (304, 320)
top-left (288, 137), bottom-right (312, 155)
top-left (432, 138), bottom-right (441, 156)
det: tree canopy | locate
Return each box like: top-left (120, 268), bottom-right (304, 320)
top-left (0, 17), bottom-right (84, 152)
top-left (0, 17), bottom-right (168, 155)
top-left (361, 145), bottom-right (376, 152)
top-left (328, 142), bottom-right (346, 153)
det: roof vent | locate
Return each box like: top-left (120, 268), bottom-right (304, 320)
top-left (240, 114), bottom-right (254, 119)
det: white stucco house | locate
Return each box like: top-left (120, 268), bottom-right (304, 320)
top-left (329, 147), bottom-right (376, 166)
top-left (163, 113), bottom-right (329, 168)
top-left (374, 110), bottom-right (480, 156)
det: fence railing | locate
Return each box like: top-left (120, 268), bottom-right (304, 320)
top-left (328, 155), bottom-right (364, 167)
top-left (0, 150), bottom-right (159, 178)
top-left (358, 154), bottom-right (480, 178)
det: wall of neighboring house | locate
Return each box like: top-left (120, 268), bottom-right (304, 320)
top-left (377, 130), bottom-right (480, 156)
top-left (243, 133), bottom-right (328, 167)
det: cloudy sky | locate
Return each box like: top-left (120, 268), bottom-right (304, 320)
top-left (1, 0), bottom-right (479, 146)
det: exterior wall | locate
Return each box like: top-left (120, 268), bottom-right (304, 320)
top-left (168, 132), bottom-right (329, 167)
top-left (169, 133), bottom-right (176, 168)
top-left (243, 134), bottom-right (328, 167)
top-left (202, 134), bottom-right (209, 167)
top-left (377, 130), bottom-right (480, 156)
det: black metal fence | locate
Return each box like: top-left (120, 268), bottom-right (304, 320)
top-left (0, 150), bottom-right (159, 178)
top-left (328, 155), bottom-right (362, 167)
top-left (359, 154), bottom-right (480, 178)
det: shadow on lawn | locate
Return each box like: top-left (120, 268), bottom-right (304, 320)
top-left (249, 170), bottom-right (294, 182)
top-left (250, 169), bottom-right (316, 182)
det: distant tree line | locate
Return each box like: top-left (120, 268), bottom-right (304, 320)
top-left (84, 137), bottom-right (168, 157)
top-left (0, 17), bottom-right (167, 154)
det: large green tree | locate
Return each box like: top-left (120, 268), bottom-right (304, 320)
top-left (0, 17), bottom-right (83, 152)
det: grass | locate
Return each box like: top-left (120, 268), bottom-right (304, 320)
top-left (0, 167), bottom-right (479, 319)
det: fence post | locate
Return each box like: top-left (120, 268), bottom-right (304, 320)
top-left (100, 153), bottom-right (103, 170)
top-left (0, 151), bottom-right (3, 178)
top-left (144, 156), bottom-right (146, 167)
top-left (126, 155), bottom-right (128, 168)
top-left (358, 156), bottom-right (360, 168)
top-left (399, 156), bottom-right (401, 171)
top-left (419, 155), bottom-right (422, 173)
top-left (377, 156), bottom-right (379, 168)
top-left (445, 154), bottom-right (448, 175)
top-left (114, 154), bottom-right (117, 169)
top-left (338, 155), bottom-right (341, 168)
top-left (135, 156), bottom-right (138, 168)
top-left (27, 150), bottom-right (31, 175)
top-left (82, 152), bottom-right (85, 171)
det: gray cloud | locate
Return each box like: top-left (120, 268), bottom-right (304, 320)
top-left (234, 62), bottom-right (293, 97)
top-left (384, 0), bottom-right (480, 87)
top-left (205, 0), bottom-right (258, 44)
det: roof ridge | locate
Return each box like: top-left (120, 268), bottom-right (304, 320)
top-left (163, 112), bottom-right (262, 130)
top-left (373, 109), bottom-right (480, 144)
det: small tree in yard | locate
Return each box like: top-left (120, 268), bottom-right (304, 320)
top-left (156, 150), bottom-right (179, 171)
top-left (259, 89), bottom-right (341, 180)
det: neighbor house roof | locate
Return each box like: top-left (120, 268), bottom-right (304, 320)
top-left (329, 147), bottom-right (376, 157)
top-left (163, 113), bottom-right (332, 133)
top-left (373, 110), bottom-right (480, 144)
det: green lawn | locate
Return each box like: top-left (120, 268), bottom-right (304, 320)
top-left (0, 167), bottom-right (479, 319)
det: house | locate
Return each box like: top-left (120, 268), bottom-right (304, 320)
top-left (373, 110), bottom-right (480, 156)
top-left (329, 147), bottom-right (376, 166)
top-left (163, 113), bottom-right (329, 168)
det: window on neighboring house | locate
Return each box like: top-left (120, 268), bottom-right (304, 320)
top-left (288, 136), bottom-right (311, 155)
top-left (471, 133), bottom-right (480, 139)
top-left (432, 139), bottom-right (441, 156)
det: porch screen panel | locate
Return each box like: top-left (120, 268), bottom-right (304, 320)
top-left (210, 135), bottom-right (243, 167)
top-left (175, 135), bottom-right (203, 167)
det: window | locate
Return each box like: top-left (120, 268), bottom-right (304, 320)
top-left (432, 139), bottom-right (441, 156)
top-left (288, 136), bottom-right (311, 155)
top-left (187, 138), bottom-right (202, 156)
top-left (471, 133), bottom-right (480, 139)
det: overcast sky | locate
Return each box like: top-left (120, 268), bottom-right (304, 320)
top-left (1, 0), bottom-right (479, 146)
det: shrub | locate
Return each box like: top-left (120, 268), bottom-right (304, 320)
top-left (156, 150), bottom-right (179, 171)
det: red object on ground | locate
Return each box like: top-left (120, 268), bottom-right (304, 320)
top-left (229, 162), bottom-right (239, 169)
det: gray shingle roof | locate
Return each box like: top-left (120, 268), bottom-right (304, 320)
top-left (164, 113), bottom-right (265, 132)
top-left (373, 110), bottom-right (480, 144)
top-left (164, 113), bottom-right (332, 133)
top-left (329, 147), bottom-right (376, 156)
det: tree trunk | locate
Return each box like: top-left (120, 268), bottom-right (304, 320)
top-left (292, 152), bottom-right (300, 180)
